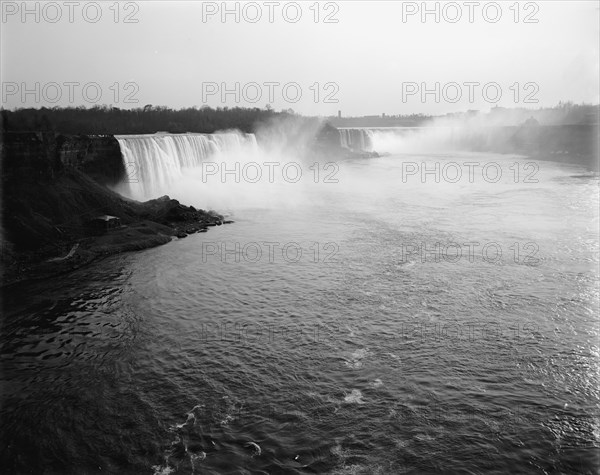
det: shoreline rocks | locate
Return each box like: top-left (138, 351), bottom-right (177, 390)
top-left (1, 172), bottom-right (232, 287)
top-left (0, 131), bottom-right (235, 288)
top-left (1, 207), bottom-right (233, 288)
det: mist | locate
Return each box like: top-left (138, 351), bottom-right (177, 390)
top-left (116, 115), bottom-right (340, 212)
top-left (370, 105), bottom-right (598, 157)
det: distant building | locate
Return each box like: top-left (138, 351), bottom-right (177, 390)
top-left (338, 110), bottom-right (342, 118)
top-left (89, 215), bottom-right (121, 233)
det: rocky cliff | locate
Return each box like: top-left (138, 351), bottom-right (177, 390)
top-left (1, 132), bottom-right (226, 287)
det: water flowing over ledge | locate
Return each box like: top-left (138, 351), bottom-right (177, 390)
top-left (337, 125), bottom-right (600, 169)
top-left (338, 127), bottom-right (375, 152)
top-left (116, 132), bottom-right (258, 200)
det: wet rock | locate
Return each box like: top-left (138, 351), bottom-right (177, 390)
top-left (207, 210), bottom-right (224, 221)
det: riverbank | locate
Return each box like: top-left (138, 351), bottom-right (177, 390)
top-left (1, 199), bottom-right (229, 288)
top-left (1, 164), bottom-right (229, 288)
top-left (0, 124), bottom-right (367, 289)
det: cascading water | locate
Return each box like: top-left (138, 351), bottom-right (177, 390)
top-left (343, 125), bottom-right (540, 156)
top-left (115, 132), bottom-right (258, 200)
top-left (339, 126), bottom-right (459, 155)
top-left (338, 128), bottom-right (374, 152)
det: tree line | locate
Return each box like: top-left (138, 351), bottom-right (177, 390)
top-left (1, 105), bottom-right (292, 135)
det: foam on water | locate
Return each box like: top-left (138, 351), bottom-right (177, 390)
top-left (344, 389), bottom-right (365, 404)
top-left (2, 148), bottom-right (598, 474)
top-left (344, 348), bottom-right (371, 369)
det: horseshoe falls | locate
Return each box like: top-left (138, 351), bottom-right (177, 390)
top-left (338, 127), bottom-right (374, 152)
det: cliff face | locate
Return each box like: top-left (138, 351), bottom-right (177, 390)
top-left (2, 132), bottom-right (128, 253)
top-left (2, 132), bottom-right (126, 186)
top-left (59, 135), bottom-right (125, 186)
top-left (1, 132), bottom-right (224, 286)
top-left (2, 132), bottom-right (62, 180)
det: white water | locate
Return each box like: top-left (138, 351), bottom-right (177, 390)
top-left (338, 128), bottom-right (374, 152)
top-left (370, 127), bottom-right (457, 154)
top-left (339, 127), bottom-right (464, 155)
top-left (115, 127), bottom-right (459, 205)
top-left (338, 127), bottom-right (452, 154)
top-left (116, 132), bottom-right (258, 200)
top-left (115, 119), bottom-right (332, 210)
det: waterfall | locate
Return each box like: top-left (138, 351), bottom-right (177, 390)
top-left (115, 132), bottom-right (258, 200)
top-left (338, 127), bottom-right (458, 155)
top-left (338, 128), bottom-right (374, 152)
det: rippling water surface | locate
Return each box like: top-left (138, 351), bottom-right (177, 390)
top-left (2, 153), bottom-right (599, 474)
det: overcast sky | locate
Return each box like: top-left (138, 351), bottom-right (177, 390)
top-left (1, 1), bottom-right (598, 116)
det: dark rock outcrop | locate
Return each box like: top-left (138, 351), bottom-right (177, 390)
top-left (2, 132), bottom-right (126, 186)
top-left (312, 123), bottom-right (380, 160)
top-left (0, 132), bottom-right (229, 287)
top-left (59, 134), bottom-right (125, 186)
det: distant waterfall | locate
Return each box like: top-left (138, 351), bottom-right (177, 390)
top-left (339, 127), bottom-right (458, 155)
top-left (116, 132), bottom-right (258, 200)
top-left (338, 128), bottom-right (374, 152)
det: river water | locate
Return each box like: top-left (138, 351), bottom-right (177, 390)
top-left (1, 152), bottom-right (599, 474)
